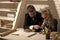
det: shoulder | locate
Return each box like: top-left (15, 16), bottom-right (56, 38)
top-left (36, 11), bottom-right (41, 16)
top-left (25, 13), bottom-right (28, 15)
top-left (36, 11), bottom-right (41, 15)
top-left (25, 13), bottom-right (30, 18)
top-left (36, 11), bottom-right (41, 14)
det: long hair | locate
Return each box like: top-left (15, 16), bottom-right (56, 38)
top-left (41, 7), bottom-right (54, 29)
top-left (47, 8), bottom-right (54, 29)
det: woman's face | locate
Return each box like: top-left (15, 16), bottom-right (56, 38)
top-left (41, 10), bottom-right (47, 19)
top-left (42, 14), bottom-right (47, 19)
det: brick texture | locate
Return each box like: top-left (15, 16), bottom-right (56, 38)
top-left (53, 0), bottom-right (60, 32)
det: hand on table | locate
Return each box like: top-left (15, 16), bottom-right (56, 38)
top-left (33, 25), bottom-right (40, 29)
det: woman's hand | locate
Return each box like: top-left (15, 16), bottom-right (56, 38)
top-left (33, 25), bottom-right (40, 29)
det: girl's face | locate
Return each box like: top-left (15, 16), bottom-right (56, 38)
top-left (41, 14), bottom-right (47, 19)
top-left (41, 10), bottom-right (47, 19)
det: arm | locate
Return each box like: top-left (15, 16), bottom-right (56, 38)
top-left (24, 14), bottom-right (32, 32)
top-left (24, 14), bottom-right (29, 29)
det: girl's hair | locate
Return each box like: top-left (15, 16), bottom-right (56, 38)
top-left (41, 7), bottom-right (53, 20)
top-left (41, 7), bottom-right (54, 29)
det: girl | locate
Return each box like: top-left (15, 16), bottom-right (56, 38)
top-left (41, 7), bottom-right (55, 32)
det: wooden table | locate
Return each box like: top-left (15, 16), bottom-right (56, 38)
top-left (0, 27), bottom-right (16, 37)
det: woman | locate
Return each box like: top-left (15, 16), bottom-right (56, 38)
top-left (41, 7), bottom-right (55, 32)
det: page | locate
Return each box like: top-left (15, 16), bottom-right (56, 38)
top-left (12, 29), bottom-right (35, 37)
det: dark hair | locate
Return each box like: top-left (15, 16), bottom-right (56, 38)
top-left (27, 5), bottom-right (36, 12)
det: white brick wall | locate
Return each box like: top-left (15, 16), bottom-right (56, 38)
top-left (54, 0), bottom-right (60, 32)
top-left (54, 0), bottom-right (60, 18)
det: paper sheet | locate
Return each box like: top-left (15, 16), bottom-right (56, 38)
top-left (12, 29), bottom-right (35, 37)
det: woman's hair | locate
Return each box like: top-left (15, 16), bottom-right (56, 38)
top-left (41, 7), bottom-right (53, 20)
top-left (41, 7), bottom-right (54, 29)
top-left (27, 5), bottom-right (36, 12)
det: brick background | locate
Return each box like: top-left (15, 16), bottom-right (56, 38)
top-left (54, 0), bottom-right (60, 32)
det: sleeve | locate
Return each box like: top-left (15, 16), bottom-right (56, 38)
top-left (38, 12), bottom-right (43, 26)
top-left (39, 17), bottom-right (43, 26)
top-left (29, 25), bottom-right (34, 30)
top-left (23, 14), bottom-right (30, 29)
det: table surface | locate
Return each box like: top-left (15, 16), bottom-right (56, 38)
top-left (3, 28), bottom-right (46, 40)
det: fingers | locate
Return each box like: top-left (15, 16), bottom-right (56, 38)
top-left (33, 25), bottom-right (40, 29)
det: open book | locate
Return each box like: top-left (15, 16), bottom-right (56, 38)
top-left (12, 29), bottom-right (35, 37)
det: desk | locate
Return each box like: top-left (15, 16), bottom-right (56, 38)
top-left (0, 27), bottom-right (15, 36)
top-left (2, 28), bottom-right (59, 40)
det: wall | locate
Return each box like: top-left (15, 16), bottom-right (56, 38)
top-left (11, 0), bottom-right (20, 2)
top-left (54, 0), bottom-right (60, 32)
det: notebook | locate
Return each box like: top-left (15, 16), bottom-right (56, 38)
top-left (12, 29), bottom-right (35, 37)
